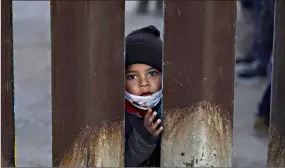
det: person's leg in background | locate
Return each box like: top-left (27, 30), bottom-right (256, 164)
top-left (254, 82), bottom-right (271, 131)
top-left (241, 0), bottom-right (254, 9)
top-left (238, 0), bottom-right (274, 78)
top-left (252, 0), bottom-right (275, 135)
top-left (156, 0), bottom-right (163, 13)
top-left (137, 0), bottom-right (149, 14)
top-left (254, 56), bottom-right (273, 134)
top-left (236, 0), bottom-right (256, 64)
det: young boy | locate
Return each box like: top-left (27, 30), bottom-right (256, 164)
top-left (59, 25), bottom-right (164, 167)
top-left (124, 25), bottom-right (164, 167)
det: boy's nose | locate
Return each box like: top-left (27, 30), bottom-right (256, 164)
top-left (140, 79), bottom-right (150, 87)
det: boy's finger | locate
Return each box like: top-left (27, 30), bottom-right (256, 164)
top-left (147, 111), bottom-right (157, 125)
top-left (153, 126), bottom-right (163, 137)
top-left (151, 119), bottom-right (161, 130)
top-left (144, 109), bottom-right (152, 127)
top-left (144, 109), bottom-right (152, 119)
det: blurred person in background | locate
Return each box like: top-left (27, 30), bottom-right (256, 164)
top-left (235, 0), bottom-right (254, 65)
top-left (235, 0), bottom-right (274, 135)
top-left (246, 0), bottom-right (274, 134)
top-left (235, 0), bottom-right (255, 65)
top-left (254, 58), bottom-right (272, 135)
top-left (137, 0), bottom-right (163, 15)
top-left (237, 0), bottom-right (274, 79)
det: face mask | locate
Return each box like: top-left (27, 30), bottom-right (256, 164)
top-left (125, 90), bottom-right (163, 110)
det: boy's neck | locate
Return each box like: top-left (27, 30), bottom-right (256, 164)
top-left (125, 100), bottom-right (147, 117)
top-left (125, 100), bottom-right (161, 118)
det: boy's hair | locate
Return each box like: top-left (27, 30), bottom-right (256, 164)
top-left (125, 25), bottom-right (162, 72)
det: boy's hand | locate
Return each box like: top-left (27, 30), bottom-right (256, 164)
top-left (144, 109), bottom-right (163, 137)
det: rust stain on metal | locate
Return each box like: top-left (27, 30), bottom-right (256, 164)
top-left (59, 119), bottom-right (124, 167)
top-left (268, 125), bottom-right (285, 167)
top-left (161, 101), bottom-right (232, 167)
top-left (59, 101), bottom-right (233, 167)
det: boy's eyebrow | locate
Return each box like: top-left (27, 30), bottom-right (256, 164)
top-left (125, 70), bottom-right (137, 73)
top-left (126, 68), bottom-right (157, 73)
top-left (147, 67), bottom-right (156, 71)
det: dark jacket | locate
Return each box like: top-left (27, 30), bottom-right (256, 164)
top-left (125, 103), bottom-right (162, 167)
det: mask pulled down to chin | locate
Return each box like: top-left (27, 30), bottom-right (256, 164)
top-left (125, 90), bottom-right (163, 111)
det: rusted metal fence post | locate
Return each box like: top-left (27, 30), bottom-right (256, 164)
top-left (51, 1), bottom-right (125, 166)
top-left (162, 1), bottom-right (236, 167)
top-left (267, 0), bottom-right (285, 166)
top-left (1, 0), bottom-right (15, 166)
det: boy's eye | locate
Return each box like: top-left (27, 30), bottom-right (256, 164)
top-left (148, 71), bottom-right (157, 76)
top-left (126, 74), bottom-right (136, 80)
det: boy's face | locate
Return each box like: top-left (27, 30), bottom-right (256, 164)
top-left (125, 64), bottom-right (162, 96)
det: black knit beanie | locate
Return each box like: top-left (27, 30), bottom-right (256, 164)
top-left (125, 25), bottom-right (162, 72)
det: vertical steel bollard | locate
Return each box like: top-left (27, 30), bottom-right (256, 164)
top-left (162, 1), bottom-right (236, 167)
top-left (1, 0), bottom-right (15, 166)
top-left (267, 0), bottom-right (285, 166)
top-left (51, 1), bottom-right (125, 166)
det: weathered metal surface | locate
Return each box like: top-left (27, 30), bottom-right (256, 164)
top-left (162, 1), bottom-right (236, 167)
top-left (267, 0), bottom-right (285, 166)
top-left (1, 0), bottom-right (15, 166)
top-left (51, 1), bottom-right (125, 166)
top-left (59, 119), bottom-right (124, 167)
